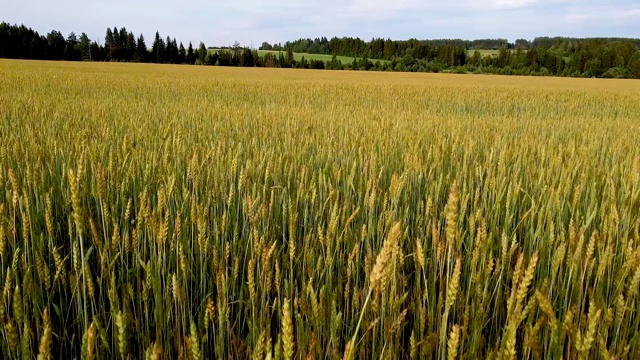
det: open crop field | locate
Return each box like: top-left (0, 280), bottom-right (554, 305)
top-left (1, 59), bottom-right (640, 359)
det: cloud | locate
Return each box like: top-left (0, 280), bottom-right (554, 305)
top-left (492, 0), bottom-right (540, 9)
top-left (613, 7), bottom-right (640, 23)
top-left (567, 4), bottom-right (640, 26)
top-left (2, 0), bottom-right (638, 46)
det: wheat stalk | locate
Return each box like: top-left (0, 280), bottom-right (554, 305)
top-left (282, 298), bottom-right (294, 360)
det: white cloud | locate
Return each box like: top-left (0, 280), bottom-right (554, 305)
top-left (567, 5), bottom-right (640, 26)
top-left (2, 0), bottom-right (638, 46)
top-left (613, 8), bottom-right (640, 23)
top-left (492, 0), bottom-right (540, 9)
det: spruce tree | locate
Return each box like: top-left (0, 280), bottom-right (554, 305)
top-left (240, 48), bottom-right (254, 67)
top-left (187, 42), bottom-right (195, 64)
top-left (135, 34), bottom-right (148, 62)
top-left (126, 32), bottom-right (136, 62)
top-left (105, 28), bottom-right (114, 60)
top-left (198, 42), bottom-right (207, 64)
top-left (79, 33), bottom-right (91, 61)
top-left (178, 42), bottom-right (186, 64)
top-left (112, 27), bottom-right (120, 60)
top-left (151, 31), bottom-right (164, 63)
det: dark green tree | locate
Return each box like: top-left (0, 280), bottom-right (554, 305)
top-left (205, 51), bottom-right (219, 66)
top-left (46, 30), bottom-right (66, 60)
top-left (90, 41), bottom-right (104, 61)
top-left (469, 50), bottom-right (482, 66)
top-left (198, 42), bottom-right (207, 64)
top-left (165, 36), bottom-right (173, 63)
top-left (514, 39), bottom-right (530, 49)
top-left (135, 34), bottom-right (148, 62)
top-left (118, 27), bottom-right (131, 60)
top-left (187, 42), bottom-right (196, 64)
top-left (217, 50), bottom-right (232, 66)
top-left (179, 42), bottom-right (186, 64)
top-left (263, 52), bottom-right (277, 67)
top-left (286, 48), bottom-right (295, 67)
top-left (125, 32), bottom-right (136, 62)
top-left (496, 47), bottom-right (509, 68)
top-left (78, 33), bottom-right (91, 61)
top-left (252, 50), bottom-right (263, 67)
top-left (628, 53), bottom-right (640, 78)
top-left (583, 58), bottom-right (603, 77)
top-left (64, 32), bottom-right (79, 60)
top-left (166, 37), bottom-right (179, 64)
top-left (151, 31), bottom-right (165, 63)
top-left (112, 27), bottom-right (121, 60)
top-left (105, 28), bottom-right (114, 60)
top-left (240, 48), bottom-right (254, 67)
top-left (260, 42), bottom-right (273, 50)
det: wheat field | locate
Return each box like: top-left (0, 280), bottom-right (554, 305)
top-left (1, 59), bottom-right (640, 359)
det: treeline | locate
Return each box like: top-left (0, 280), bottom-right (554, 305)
top-left (465, 40), bottom-right (640, 78)
top-left (0, 23), bottom-right (98, 61)
top-left (266, 36), bottom-right (640, 56)
top-left (2, 22), bottom-right (640, 79)
top-left (0, 22), bottom-right (465, 68)
top-left (262, 36), bottom-right (640, 78)
top-left (261, 37), bottom-right (509, 57)
top-left (528, 37), bottom-right (640, 49)
top-left (0, 23), bottom-right (203, 64)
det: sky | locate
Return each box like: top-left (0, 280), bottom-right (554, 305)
top-left (3, 0), bottom-right (639, 47)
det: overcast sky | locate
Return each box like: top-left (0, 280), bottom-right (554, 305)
top-left (3, 0), bottom-right (639, 47)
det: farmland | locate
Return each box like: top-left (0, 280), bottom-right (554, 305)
top-left (256, 50), bottom-right (388, 64)
top-left (210, 49), bottom-right (388, 64)
top-left (1, 59), bottom-right (640, 359)
top-left (256, 49), bottom-right (503, 64)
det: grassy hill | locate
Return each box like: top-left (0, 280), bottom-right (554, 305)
top-left (210, 48), bottom-right (507, 63)
top-left (209, 48), bottom-right (388, 64)
top-left (256, 50), bottom-right (389, 64)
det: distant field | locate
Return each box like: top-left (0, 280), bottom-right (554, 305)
top-left (467, 49), bottom-right (524, 57)
top-left (259, 49), bottom-right (511, 61)
top-left (211, 48), bottom-right (508, 62)
top-left (468, 49), bottom-right (499, 56)
top-left (256, 50), bottom-right (389, 64)
top-left (2, 59), bottom-right (640, 359)
top-left (209, 48), bottom-right (388, 63)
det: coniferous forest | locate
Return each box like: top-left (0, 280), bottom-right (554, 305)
top-left (1, 22), bottom-right (640, 78)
